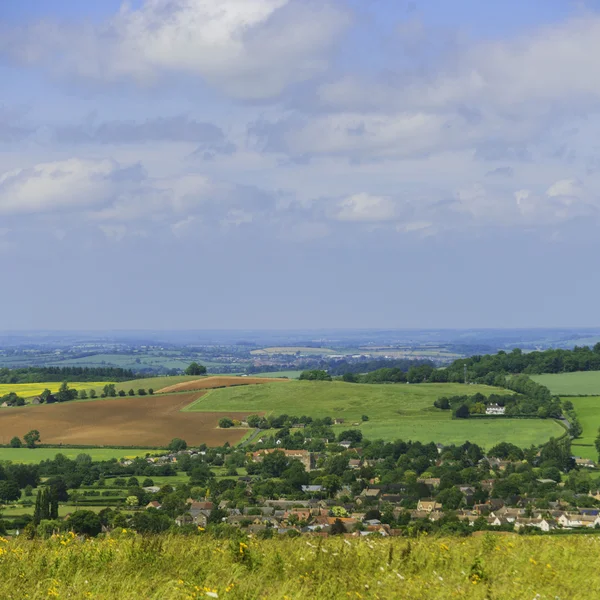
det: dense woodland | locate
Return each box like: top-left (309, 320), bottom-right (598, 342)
top-left (0, 366), bottom-right (136, 384)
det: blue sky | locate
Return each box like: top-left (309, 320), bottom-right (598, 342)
top-left (1, 0), bottom-right (600, 329)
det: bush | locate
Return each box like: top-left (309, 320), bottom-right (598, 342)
top-left (219, 417), bottom-right (234, 429)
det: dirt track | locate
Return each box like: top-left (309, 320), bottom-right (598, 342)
top-left (0, 393), bottom-right (252, 447)
top-left (156, 376), bottom-right (287, 394)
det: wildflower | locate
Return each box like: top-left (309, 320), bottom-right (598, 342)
top-left (439, 543), bottom-right (449, 552)
top-left (205, 592), bottom-right (219, 599)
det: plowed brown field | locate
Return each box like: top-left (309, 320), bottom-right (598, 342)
top-left (156, 376), bottom-right (288, 394)
top-left (0, 393), bottom-right (253, 447)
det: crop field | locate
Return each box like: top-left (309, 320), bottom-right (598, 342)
top-left (531, 371), bottom-right (600, 395)
top-left (185, 380), bottom-right (563, 448)
top-left (156, 376), bottom-right (287, 394)
top-left (0, 533), bottom-right (597, 599)
top-left (0, 447), bottom-right (155, 463)
top-left (0, 393), bottom-right (251, 447)
top-left (0, 382), bottom-right (113, 399)
top-left (250, 346), bottom-right (338, 355)
top-left (253, 370), bottom-right (303, 378)
top-left (568, 396), bottom-right (600, 460)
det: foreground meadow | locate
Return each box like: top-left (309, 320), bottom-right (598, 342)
top-left (186, 380), bottom-right (563, 448)
top-left (0, 533), bottom-right (596, 599)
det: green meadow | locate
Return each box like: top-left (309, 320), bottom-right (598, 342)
top-left (531, 371), bottom-right (600, 395)
top-left (568, 396), bottom-right (600, 459)
top-left (0, 447), bottom-right (157, 463)
top-left (185, 380), bottom-right (563, 449)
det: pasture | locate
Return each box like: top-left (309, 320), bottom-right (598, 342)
top-left (185, 380), bottom-right (563, 448)
top-left (0, 382), bottom-right (113, 399)
top-left (0, 533), bottom-right (598, 599)
top-left (531, 371), bottom-right (600, 395)
top-left (155, 375), bottom-right (287, 394)
top-left (0, 393), bottom-right (250, 447)
top-left (0, 447), bottom-right (155, 463)
top-left (568, 396), bottom-right (600, 460)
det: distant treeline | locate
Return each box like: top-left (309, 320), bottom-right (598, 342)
top-left (0, 367), bottom-right (137, 384)
top-left (451, 345), bottom-right (600, 379)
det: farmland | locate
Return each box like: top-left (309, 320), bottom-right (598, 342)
top-left (0, 533), bottom-right (598, 599)
top-left (0, 447), bottom-right (155, 463)
top-left (0, 382), bottom-right (113, 399)
top-left (568, 396), bottom-right (600, 459)
top-left (0, 393), bottom-right (251, 447)
top-left (156, 375), bottom-right (288, 394)
top-left (531, 371), bottom-right (600, 395)
top-left (185, 380), bottom-right (563, 448)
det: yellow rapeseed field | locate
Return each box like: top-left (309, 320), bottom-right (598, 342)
top-left (0, 382), bottom-right (113, 399)
top-left (0, 532), bottom-right (597, 599)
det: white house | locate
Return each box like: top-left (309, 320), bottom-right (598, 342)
top-left (485, 404), bottom-right (506, 415)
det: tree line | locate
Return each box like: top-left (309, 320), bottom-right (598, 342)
top-left (0, 366), bottom-right (136, 384)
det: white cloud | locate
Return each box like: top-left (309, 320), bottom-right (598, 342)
top-left (5, 0), bottom-right (349, 99)
top-left (334, 193), bottom-right (397, 222)
top-left (0, 158), bottom-right (121, 214)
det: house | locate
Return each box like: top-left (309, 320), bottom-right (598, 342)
top-left (348, 459), bottom-right (361, 470)
top-left (514, 518), bottom-right (555, 532)
top-left (302, 485), bottom-right (323, 494)
top-left (558, 513), bottom-right (600, 528)
top-left (143, 486), bottom-right (161, 493)
top-left (574, 457), bottom-right (597, 468)
top-left (146, 501), bottom-right (161, 510)
top-left (333, 419), bottom-right (345, 425)
top-left (417, 499), bottom-right (442, 513)
top-left (251, 449), bottom-right (313, 471)
top-left (485, 404), bottom-right (505, 415)
top-left (536, 478), bottom-right (557, 485)
top-left (339, 441), bottom-right (352, 450)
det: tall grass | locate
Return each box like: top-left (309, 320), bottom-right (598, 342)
top-left (0, 532), bottom-right (596, 599)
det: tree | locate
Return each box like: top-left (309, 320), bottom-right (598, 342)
top-left (126, 496), bottom-right (139, 508)
top-left (185, 362), bottom-right (207, 376)
top-left (338, 430), bottom-right (363, 444)
top-left (67, 510), bottom-right (102, 537)
top-left (247, 414), bottom-right (261, 428)
top-left (299, 370), bottom-right (331, 381)
top-left (40, 389), bottom-right (53, 404)
top-left (595, 427), bottom-right (600, 460)
top-left (78, 389), bottom-right (88, 400)
top-left (0, 480), bottom-right (20, 503)
top-left (103, 384), bottom-right (117, 397)
top-left (148, 388), bottom-right (154, 395)
top-left (330, 518), bottom-right (346, 535)
top-left (24, 430), bottom-right (41, 449)
top-left (142, 478), bottom-right (154, 487)
top-left (361, 415), bottom-right (369, 421)
top-left (89, 389), bottom-right (97, 399)
top-left (570, 417), bottom-right (583, 439)
top-left (219, 417), bottom-right (234, 429)
top-left (168, 438), bottom-right (187, 452)
top-left (454, 404), bottom-right (470, 419)
top-left (138, 389), bottom-right (147, 396)
top-left (118, 390), bottom-right (126, 397)
top-left (9, 436), bottom-right (22, 448)
top-left (56, 382), bottom-right (77, 403)
top-left (128, 389), bottom-right (135, 396)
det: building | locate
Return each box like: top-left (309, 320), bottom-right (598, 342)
top-left (485, 404), bottom-right (506, 415)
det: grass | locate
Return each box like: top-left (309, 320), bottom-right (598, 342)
top-left (253, 370), bottom-right (303, 379)
top-left (0, 533), bottom-right (597, 599)
top-left (185, 380), bottom-right (563, 449)
top-left (0, 447), bottom-right (156, 463)
top-left (114, 376), bottom-right (203, 393)
top-left (568, 396), bottom-right (600, 460)
top-left (531, 371), bottom-right (600, 395)
top-left (0, 382), bottom-right (113, 399)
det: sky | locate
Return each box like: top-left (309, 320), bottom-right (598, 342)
top-left (1, 0), bottom-right (600, 330)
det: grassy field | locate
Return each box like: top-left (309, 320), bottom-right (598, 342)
top-left (0, 382), bottom-right (113, 399)
top-left (0, 447), bottom-right (156, 463)
top-left (531, 371), bottom-right (600, 395)
top-left (0, 533), bottom-right (596, 599)
top-left (185, 380), bottom-right (563, 448)
top-left (568, 396), bottom-right (600, 460)
top-left (114, 375), bottom-right (202, 393)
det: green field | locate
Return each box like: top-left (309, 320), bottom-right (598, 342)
top-left (114, 375), bottom-right (203, 393)
top-left (0, 381), bottom-right (113, 399)
top-left (531, 371), bottom-right (600, 395)
top-left (185, 380), bottom-right (563, 448)
top-left (0, 447), bottom-right (157, 463)
top-left (568, 396), bottom-right (600, 460)
top-left (0, 533), bottom-right (597, 599)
